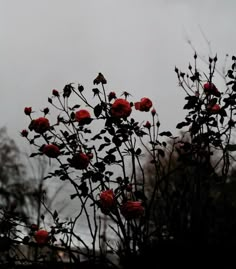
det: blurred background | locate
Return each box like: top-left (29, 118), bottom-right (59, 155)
top-left (1, 0), bottom-right (236, 247)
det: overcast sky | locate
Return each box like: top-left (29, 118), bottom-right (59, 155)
top-left (1, 0), bottom-right (236, 150)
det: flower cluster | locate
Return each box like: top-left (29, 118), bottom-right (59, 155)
top-left (21, 73), bottom-right (159, 263)
top-left (20, 59), bottom-right (236, 267)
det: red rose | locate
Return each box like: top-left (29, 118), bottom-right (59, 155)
top-left (52, 89), bottom-right (60, 97)
top-left (24, 107), bottom-right (32, 116)
top-left (135, 97), bottom-right (152, 112)
top-left (75, 109), bottom-right (91, 125)
top-left (203, 82), bottom-right (220, 97)
top-left (34, 230), bottom-right (49, 245)
top-left (111, 98), bottom-right (132, 118)
top-left (29, 117), bottom-right (50, 134)
top-left (210, 104), bottom-right (221, 114)
top-left (21, 129), bottom-right (28, 137)
top-left (108, 92), bottom-right (117, 102)
top-left (43, 144), bottom-right (60, 158)
top-left (100, 189), bottom-right (115, 211)
top-left (120, 201), bottom-right (144, 220)
top-left (69, 152), bottom-right (90, 170)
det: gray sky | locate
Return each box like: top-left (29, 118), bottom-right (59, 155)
top-left (1, 0), bottom-right (236, 244)
top-left (1, 0), bottom-right (235, 150)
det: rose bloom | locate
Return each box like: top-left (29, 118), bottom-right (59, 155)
top-left (43, 144), bottom-right (60, 158)
top-left (69, 152), bottom-right (90, 170)
top-left (34, 230), bottom-right (49, 245)
top-left (24, 107), bottom-right (32, 116)
top-left (135, 97), bottom-right (152, 112)
top-left (111, 98), bottom-right (132, 118)
top-left (100, 189), bottom-right (115, 210)
top-left (75, 109), bottom-right (91, 124)
top-left (29, 117), bottom-right (50, 134)
top-left (120, 201), bottom-right (144, 220)
top-left (21, 129), bottom-right (28, 137)
top-left (203, 82), bottom-right (220, 97)
top-left (210, 104), bottom-right (221, 114)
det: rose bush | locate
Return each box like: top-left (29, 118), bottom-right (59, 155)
top-left (6, 53), bottom-right (236, 268)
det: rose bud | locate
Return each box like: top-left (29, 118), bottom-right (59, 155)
top-left (24, 107), bottom-right (32, 116)
top-left (21, 129), bottom-right (29, 137)
top-left (151, 108), bottom-right (156, 116)
top-left (52, 89), bottom-right (60, 97)
top-left (108, 92), bottom-right (117, 102)
top-left (143, 121), bottom-right (151, 129)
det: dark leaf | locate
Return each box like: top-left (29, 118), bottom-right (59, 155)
top-left (232, 83), bottom-right (236, 92)
top-left (158, 149), bottom-right (165, 157)
top-left (70, 193), bottom-right (78, 200)
top-left (136, 148), bottom-right (142, 155)
top-left (159, 131), bottom-right (172, 137)
top-left (78, 182), bottom-right (88, 197)
top-left (227, 70), bottom-right (234, 79)
top-left (91, 134), bottom-right (102, 140)
top-left (30, 152), bottom-right (40, 158)
top-left (104, 154), bottom-right (116, 164)
top-left (134, 191), bottom-right (147, 201)
top-left (176, 121), bottom-right (190, 129)
top-left (94, 104), bottom-right (102, 118)
top-left (91, 172), bottom-right (104, 182)
top-left (94, 162), bottom-right (106, 172)
top-left (226, 144), bottom-right (236, 151)
top-left (98, 143), bottom-right (110, 151)
top-left (226, 81), bottom-right (234, 86)
top-left (104, 136), bottom-right (111, 143)
top-left (71, 104), bottom-right (80, 110)
top-left (53, 210), bottom-right (58, 220)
